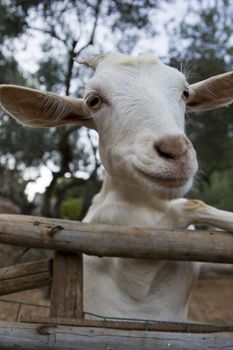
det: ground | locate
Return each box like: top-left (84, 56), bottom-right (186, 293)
top-left (188, 279), bottom-right (233, 323)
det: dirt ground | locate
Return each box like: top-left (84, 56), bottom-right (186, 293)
top-left (0, 279), bottom-right (232, 323)
top-left (188, 279), bottom-right (233, 323)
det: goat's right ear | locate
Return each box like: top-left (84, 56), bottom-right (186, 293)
top-left (0, 85), bottom-right (94, 128)
top-left (187, 71), bottom-right (233, 112)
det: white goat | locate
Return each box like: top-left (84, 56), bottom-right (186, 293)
top-left (0, 52), bottom-right (233, 321)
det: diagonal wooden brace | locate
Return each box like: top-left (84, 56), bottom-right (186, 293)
top-left (0, 259), bottom-right (52, 296)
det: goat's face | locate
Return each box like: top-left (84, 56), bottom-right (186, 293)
top-left (84, 53), bottom-right (197, 199)
top-left (0, 52), bottom-right (233, 200)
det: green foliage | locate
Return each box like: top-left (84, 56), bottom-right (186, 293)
top-left (0, 54), bottom-right (25, 85)
top-left (36, 56), bottom-right (64, 92)
top-left (0, 3), bottom-right (26, 42)
top-left (108, 0), bottom-right (160, 31)
top-left (168, 0), bottom-right (233, 179)
top-left (193, 170), bottom-right (233, 211)
top-left (60, 197), bottom-right (83, 220)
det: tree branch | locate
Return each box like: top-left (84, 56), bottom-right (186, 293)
top-left (86, 130), bottom-right (101, 178)
top-left (41, 0), bottom-right (103, 216)
top-left (74, 0), bottom-right (103, 57)
top-left (28, 26), bottom-right (66, 45)
top-left (41, 127), bottom-right (74, 217)
top-left (65, 40), bottom-right (78, 96)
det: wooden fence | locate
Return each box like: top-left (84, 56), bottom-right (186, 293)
top-left (0, 213), bottom-right (232, 349)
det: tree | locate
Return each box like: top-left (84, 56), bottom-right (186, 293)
top-left (0, 0), bottom-right (166, 217)
top-left (194, 170), bottom-right (233, 211)
top-left (167, 0), bottom-right (233, 209)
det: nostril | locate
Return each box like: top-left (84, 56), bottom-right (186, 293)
top-left (154, 144), bottom-right (175, 160)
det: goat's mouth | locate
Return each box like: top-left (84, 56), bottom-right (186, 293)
top-left (134, 166), bottom-right (194, 199)
top-left (136, 168), bottom-right (189, 188)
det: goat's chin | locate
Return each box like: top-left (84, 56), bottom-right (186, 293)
top-left (152, 181), bottom-right (193, 200)
top-left (135, 173), bottom-right (194, 200)
top-left (131, 163), bottom-right (196, 200)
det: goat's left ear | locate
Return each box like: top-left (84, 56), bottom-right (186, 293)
top-left (0, 85), bottom-right (95, 128)
top-left (187, 71), bottom-right (233, 112)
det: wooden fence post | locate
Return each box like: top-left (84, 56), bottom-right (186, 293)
top-left (50, 252), bottom-right (83, 319)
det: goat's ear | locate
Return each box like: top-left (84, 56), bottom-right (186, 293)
top-left (187, 71), bottom-right (233, 112)
top-left (0, 85), bottom-right (94, 128)
top-left (75, 54), bottom-right (107, 70)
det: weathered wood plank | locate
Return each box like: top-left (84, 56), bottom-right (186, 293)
top-left (0, 259), bottom-right (51, 296)
top-left (0, 214), bottom-right (232, 263)
top-left (21, 315), bottom-right (233, 333)
top-left (0, 321), bottom-right (233, 350)
top-left (50, 252), bottom-right (83, 319)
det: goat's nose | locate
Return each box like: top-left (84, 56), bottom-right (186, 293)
top-left (154, 135), bottom-right (190, 160)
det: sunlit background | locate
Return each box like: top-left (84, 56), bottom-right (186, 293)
top-left (0, 0), bottom-right (233, 220)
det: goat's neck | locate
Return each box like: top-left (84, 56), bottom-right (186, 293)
top-left (84, 175), bottom-right (194, 306)
top-left (107, 175), bottom-right (167, 206)
top-left (84, 173), bottom-right (170, 233)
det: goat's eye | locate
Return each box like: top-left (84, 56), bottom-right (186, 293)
top-left (86, 94), bottom-right (102, 110)
top-left (182, 89), bottom-right (189, 100)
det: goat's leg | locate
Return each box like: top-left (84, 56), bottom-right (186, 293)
top-left (159, 199), bottom-right (233, 232)
top-left (182, 200), bottom-right (233, 279)
top-left (183, 199), bottom-right (233, 232)
top-left (158, 199), bottom-right (233, 279)
top-left (184, 200), bottom-right (233, 232)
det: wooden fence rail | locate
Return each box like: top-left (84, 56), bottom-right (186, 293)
top-left (0, 214), bottom-right (233, 263)
top-left (0, 322), bottom-right (233, 350)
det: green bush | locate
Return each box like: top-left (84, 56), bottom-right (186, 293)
top-left (60, 197), bottom-right (83, 220)
top-left (192, 170), bottom-right (233, 211)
